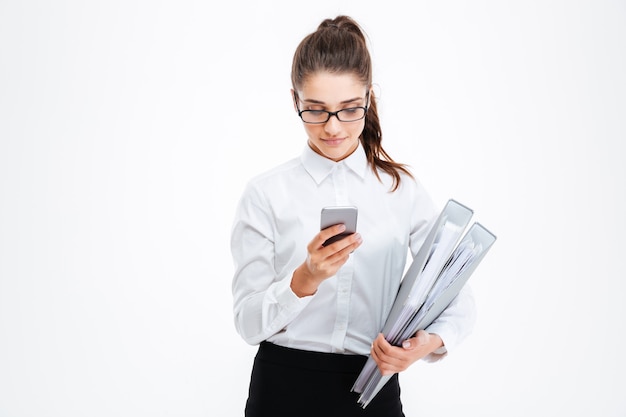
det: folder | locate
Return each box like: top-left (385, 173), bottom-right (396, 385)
top-left (351, 199), bottom-right (497, 408)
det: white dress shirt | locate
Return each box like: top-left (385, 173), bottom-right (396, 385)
top-left (231, 143), bottom-right (475, 358)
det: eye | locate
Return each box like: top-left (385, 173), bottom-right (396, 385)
top-left (341, 107), bottom-right (360, 115)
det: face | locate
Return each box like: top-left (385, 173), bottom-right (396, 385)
top-left (293, 72), bottom-right (369, 162)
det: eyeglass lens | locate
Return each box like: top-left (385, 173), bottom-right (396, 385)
top-left (301, 107), bottom-right (366, 123)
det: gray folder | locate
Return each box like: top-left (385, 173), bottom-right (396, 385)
top-left (352, 199), bottom-right (497, 408)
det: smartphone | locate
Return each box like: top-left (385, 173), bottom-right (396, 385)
top-left (320, 206), bottom-right (358, 247)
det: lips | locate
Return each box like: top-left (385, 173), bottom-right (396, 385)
top-left (322, 137), bottom-right (346, 146)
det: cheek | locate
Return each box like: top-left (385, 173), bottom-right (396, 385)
top-left (303, 124), bottom-right (321, 139)
top-left (351, 121), bottom-right (366, 138)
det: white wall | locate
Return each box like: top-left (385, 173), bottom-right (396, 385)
top-left (1, 1), bottom-right (625, 416)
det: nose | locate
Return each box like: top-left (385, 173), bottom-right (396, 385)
top-left (323, 114), bottom-right (342, 135)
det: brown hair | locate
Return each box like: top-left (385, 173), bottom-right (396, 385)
top-left (291, 15), bottom-right (413, 191)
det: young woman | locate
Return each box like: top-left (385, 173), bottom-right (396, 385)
top-left (231, 15), bottom-right (475, 416)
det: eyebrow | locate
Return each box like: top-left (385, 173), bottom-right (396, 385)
top-left (300, 96), bottom-right (363, 105)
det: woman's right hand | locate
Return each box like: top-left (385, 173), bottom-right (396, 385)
top-left (290, 224), bottom-right (362, 297)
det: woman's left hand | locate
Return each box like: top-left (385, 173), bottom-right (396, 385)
top-left (370, 331), bottom-right (443, 376)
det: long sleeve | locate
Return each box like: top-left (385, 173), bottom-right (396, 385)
top-left (423, 285), bottom-right (476, 361)
top-left (231, 183), bottom-right (312, 345)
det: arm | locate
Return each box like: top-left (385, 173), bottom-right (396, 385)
top-left (231, 185), bottom-right (362, 345)
top-left (231, 186), bottom-right (306, 345)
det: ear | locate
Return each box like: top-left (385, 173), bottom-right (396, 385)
top-left (291, 89), bottom-right (298, 112)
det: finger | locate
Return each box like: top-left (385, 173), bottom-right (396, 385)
top-left (315, 235), bottom-right (362, 272)
top-left (316, 224), bottom-right (346, 248)
top-left (318, 223), bottom-right (346, 243)
top-left (325, 232), bottom-right (362, 256)
top-left (371, 339), bottom-right (394, 375)
top-left (372, 334), bottom-right (398, 362)
top-left (381, 336), bottom-right (412, 364)
top-left (374, 333), bottom-right (393, 354)
top-left (306, 237), bottom-right (353, 276)
top-left (371, 336), bottom-right (404, 375)
top-left (308, 224), bottom-right (345, 254)
top-left (402, 331), bottom-right (427, 350)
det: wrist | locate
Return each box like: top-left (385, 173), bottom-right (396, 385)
top-left (291, 264), bottom-right (319, 297)
top-left (428, 333), bottom-right (444, 352)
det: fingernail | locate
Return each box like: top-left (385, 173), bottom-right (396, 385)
top-left (402, 340), bottom-right (411, 349)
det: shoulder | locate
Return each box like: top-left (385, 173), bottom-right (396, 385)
top-left (240, 157), bottom-right (303, 201)
top-left (375, 165), bottom-right (427, 197)
top-left (248, 156), bottom-right (302, 185)
top-left (393, 168), bottom-right (438, 213)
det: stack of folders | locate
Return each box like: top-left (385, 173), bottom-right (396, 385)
top-left (351, 199), bottom-right (497, 408)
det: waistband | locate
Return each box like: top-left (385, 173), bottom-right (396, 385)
top-left (256, 341), bottom-right (369, 373)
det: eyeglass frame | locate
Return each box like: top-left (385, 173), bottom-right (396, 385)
top-left (293, 91), bottom-right (370, 124)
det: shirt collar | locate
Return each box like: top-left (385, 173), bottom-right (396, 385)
top-left (301, 142), bottom-right (369, 185)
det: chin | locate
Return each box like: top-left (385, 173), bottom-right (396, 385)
top-left (325, 150), bottom-right (351, 161)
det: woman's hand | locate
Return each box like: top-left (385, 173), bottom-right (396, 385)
top-left (291, 224), bottom-right (362, 297)
top-left (370, 331), bottom-right (443, 375)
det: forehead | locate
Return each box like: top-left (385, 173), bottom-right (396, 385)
top-left (299, 71), bottom-right (367, 102)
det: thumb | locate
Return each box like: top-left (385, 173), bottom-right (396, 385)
top-left (402, 330), bottom-right (429, 350)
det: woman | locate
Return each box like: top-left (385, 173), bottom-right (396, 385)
top-left (231, 15), bottom-right (475, 416)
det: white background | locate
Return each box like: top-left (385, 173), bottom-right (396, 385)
top-left (1, 1), bottom-right (625, 416)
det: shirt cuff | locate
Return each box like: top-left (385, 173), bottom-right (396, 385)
top-left (274, 273), bottom-right (313, 310)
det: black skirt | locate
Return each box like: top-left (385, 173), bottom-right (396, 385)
top-left (245, 341), bottom-right (406, 417)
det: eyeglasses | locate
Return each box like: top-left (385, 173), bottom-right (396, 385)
top-left (294, 92), bottom-right (369, 124)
